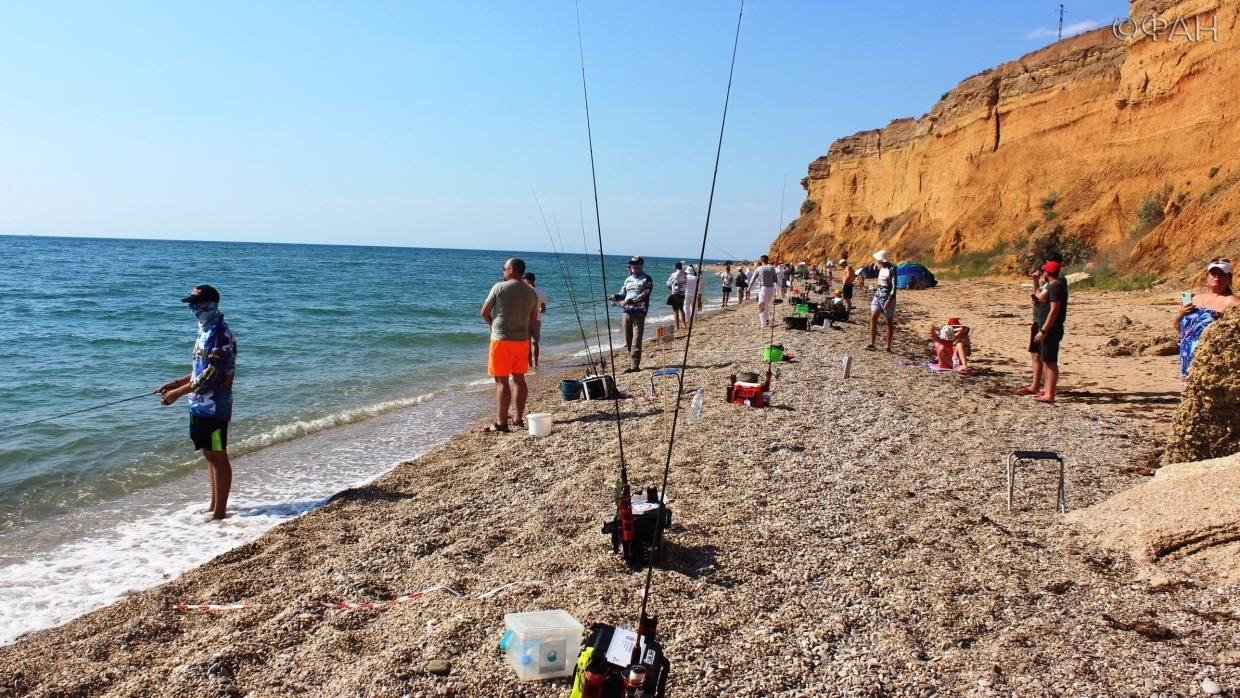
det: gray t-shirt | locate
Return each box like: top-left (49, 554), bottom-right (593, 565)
top-left (485, 280), bottom-right (539, 341)
top-left (753, 264), bottom-right (777, 287)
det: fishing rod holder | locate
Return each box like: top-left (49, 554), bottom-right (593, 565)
top-left (570, 621), bottom-right (670, 698)
top-left (582, 374), bottom-right (618, 401)
top-left (726, 372), bottom-right (772, 408)
top-left (602, 485), bottom-right (672, 568)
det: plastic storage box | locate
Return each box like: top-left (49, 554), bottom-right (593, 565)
top-left (500, 610), bottom-right (585, 681)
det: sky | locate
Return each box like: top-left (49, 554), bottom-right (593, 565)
top-left (0, 1), bottom-right (1130, 260)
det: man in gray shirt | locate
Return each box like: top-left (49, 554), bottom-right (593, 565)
top-left (481, 257), bottom-right (539, 433)
top-left (752, 254), bottom-right (778, 328)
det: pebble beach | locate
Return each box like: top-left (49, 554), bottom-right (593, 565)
top-left (2, 281), bottom-right (1238, 698)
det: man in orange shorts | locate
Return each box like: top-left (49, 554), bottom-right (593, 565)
top-left (481, 257), bottom-right (540, 433)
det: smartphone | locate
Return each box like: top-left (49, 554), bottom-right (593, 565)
top-left (1182, 291), bottom-right (1193, 305)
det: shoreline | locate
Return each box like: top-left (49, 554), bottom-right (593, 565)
top-left (2, 282), bottom-right (1236, 696)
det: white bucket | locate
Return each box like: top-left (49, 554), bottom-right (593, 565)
top-left (528, 413), bottom-right (553, 437)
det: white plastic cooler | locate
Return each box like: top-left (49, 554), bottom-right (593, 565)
top-left (500, 609), bottom-right (585, 681)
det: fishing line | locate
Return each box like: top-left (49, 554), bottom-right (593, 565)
top-left (711, 243), bottom-right (743, 262)
top-left (574, 0), bottom-right (629, 485)
top-left (0, 391), bottom-right (158, 432)
top-left (532, 188), bottom-right (599, 374)
top-left (579, 201), bottom-right (607, 364)
top-left (639, 0), bottom-right (745, 628)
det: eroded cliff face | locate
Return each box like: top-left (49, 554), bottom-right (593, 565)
top-left (771, 0), bottom-right (1240, 277)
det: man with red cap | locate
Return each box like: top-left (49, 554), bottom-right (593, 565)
top-left (1027, 260), bottom-right (1068, 403)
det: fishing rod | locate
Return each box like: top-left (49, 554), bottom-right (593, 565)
top-left (573, 3), bottom-right (745, 697)
top-left (532, 188), bottom-right (599, 374)
top-left (573, 0), bottom-right (629, 490)
top-left (639, 0), bottom-right (744, 658)
top-left (0, 391), bottom-right (158, 433)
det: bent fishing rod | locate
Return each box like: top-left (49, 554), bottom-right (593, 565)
top-left (532, 187), bottom-right (600, 374)
top-left (0, 391), bottom-right (159, 433)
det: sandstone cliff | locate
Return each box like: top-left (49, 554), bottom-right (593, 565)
top-left (771, 0), bottom-right (1240, 278)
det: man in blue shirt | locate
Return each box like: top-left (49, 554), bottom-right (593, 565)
top-left (610, 256), bottom-right (654, 372)
top-left (157, 284), bottom-right (238, 521)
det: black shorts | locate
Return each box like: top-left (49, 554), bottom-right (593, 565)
top-left (1040, 326), bottom-right (1064, 364)
top-left (668, 294), bottom-right (685, 311)
top-left (842, 283), bottom-right (854, 300)
top-left (190, 416), bottom-right (229, 452)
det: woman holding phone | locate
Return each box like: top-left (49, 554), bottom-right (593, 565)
top-left (1176, 258), bottom-right (1239, 383)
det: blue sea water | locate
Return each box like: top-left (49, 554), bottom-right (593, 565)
top-left (0, 235), bottom-right (720, 642)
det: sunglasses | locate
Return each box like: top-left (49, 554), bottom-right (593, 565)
top-left (1210, 258), bottom-right (1232, 263)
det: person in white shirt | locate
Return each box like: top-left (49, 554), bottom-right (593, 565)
top-left (685, 268), bottom-right (699, 323)
top-left (523, 273), bottom-right (548, 366)
top-left (666, 262), bottom-right (688, 329)
top-left (720, 265), bottom-right (734, 307)
top-left (774, 263), bottom-right (786, 299)
top-left (867, 250), bottom-right (897, 352)
top-left (752, 255), bottom-right (778, 328)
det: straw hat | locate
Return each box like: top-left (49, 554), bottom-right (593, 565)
top-left (873, 250), bottom-right (890, 263)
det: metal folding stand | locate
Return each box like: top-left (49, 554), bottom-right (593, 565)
top-left (1005, 450), bottom-right (1067, 513)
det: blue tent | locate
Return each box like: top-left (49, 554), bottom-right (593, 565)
top-left (895, 262), bottom-right (937, 289)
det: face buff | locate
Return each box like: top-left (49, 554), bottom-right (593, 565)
top-left (190, 302), bottom-right (221, 327)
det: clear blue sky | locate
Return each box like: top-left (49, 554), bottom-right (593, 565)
top-left (0, 1), bottom-right (1127, 259)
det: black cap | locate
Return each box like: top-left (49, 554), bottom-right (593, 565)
top-left (181, 285), bottom-right (220, 304)
top-left (628, 256), bottom-right (644, 266)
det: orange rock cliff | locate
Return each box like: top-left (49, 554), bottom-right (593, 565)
top-left (770, 0), bottom-right (1240, 277)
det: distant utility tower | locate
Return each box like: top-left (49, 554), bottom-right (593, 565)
top-left (1058, 4), bottom-right (1065, 40)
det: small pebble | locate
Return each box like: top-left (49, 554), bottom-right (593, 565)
top-left (426, 659), bottom-right (451, 676)
top-left (1200, 679), bottom-right (1222, 695)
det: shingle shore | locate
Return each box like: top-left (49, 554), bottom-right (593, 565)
top-left (1, 292), bottom-right (1236, 698)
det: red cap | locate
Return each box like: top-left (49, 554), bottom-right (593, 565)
top-left (947, 317), bottom-right (961, 326)
top-left (1041, 261), bottom-right (1061, 274)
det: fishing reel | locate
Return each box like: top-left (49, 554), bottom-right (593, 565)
top-left (570, 620), bottom-right (670, 698)
top-left (601, 484), bottom-right (672, 568)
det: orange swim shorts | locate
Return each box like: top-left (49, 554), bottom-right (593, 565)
top-left (488, 339), bottom-right (530, 378)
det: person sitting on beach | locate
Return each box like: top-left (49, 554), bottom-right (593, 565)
top-left (481, 258), bottom-right (539, 433)
top-left (930, 317), bottom-right (974, 374)
top-left (1176, 258), bottom-right (1239, 384)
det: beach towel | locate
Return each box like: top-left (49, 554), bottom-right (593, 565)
top-left (1179, 307), bottom-right (1220, 379)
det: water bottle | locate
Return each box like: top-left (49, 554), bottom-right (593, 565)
top-left (842, 352), bottom-right (853, 379)
top-left (688, 388), bottom-right (704, 424)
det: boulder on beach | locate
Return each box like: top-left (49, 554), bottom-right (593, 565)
top-left (1167, 308), bottom-right (1240, 464)
top-left (1068, 453), bottom-right (1240, 584)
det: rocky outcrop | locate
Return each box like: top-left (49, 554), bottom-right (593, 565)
top-left (772, 0), bottom-right (1240, 277)
top-left (1068, 452), bottom-right (1240, 584)
top-left (1167, 308), bottom-right (1240, 463)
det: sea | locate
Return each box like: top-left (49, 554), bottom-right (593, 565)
top-left (0, 236), bottom-right (722, 644)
